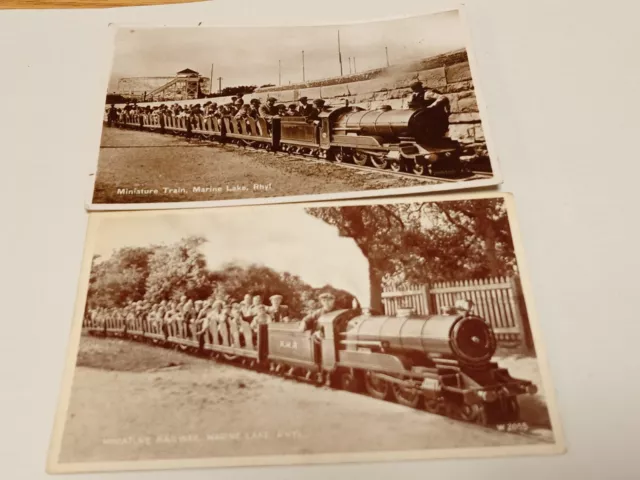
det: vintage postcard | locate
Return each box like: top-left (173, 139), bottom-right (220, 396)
top-left (48, 192), bottom-right (564, 474)
top-left (88, 8), bottom-right (501, 211)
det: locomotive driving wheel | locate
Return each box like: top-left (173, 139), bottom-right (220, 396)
top-left (364, 372), bottom-right (393, 400)
top-left (389, 158), bottom-right (402, 172)
top-left (412, 158), bottom-right (427, 175)
top-left (455, 404), bottom-right (489, 426)
top-left (339, 369), bottom-right (362, 393)
top-left (352, 151), bottom-right (369, 166)
top-left (334, 149), bottom-right (348, 163)
top-left (370, 154), bottom-right (388, 170)
top-left (392, 382), bottom-right (423, 408)
top-left (503, 397), bottom-right (521, 422)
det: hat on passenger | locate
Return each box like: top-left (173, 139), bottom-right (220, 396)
top-left (410, 80), bottom-right (423, 90)
top-left (313, 98), bottom-right (325, 106)
top-left (298, 96), bottom-right (308, 102)
top-left (318, 292), bottom-right (335, 300)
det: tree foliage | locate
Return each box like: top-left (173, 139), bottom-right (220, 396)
top-left (87, 247), bottom-right (154, 309)
top-left (86, 237), bottom-right (354, 320)
top-left (305, 204), bottom-right (410, 311)
top-left (306, 198), bottom-right (517, 309)
top-left (143, 236), bottom-right (213, 304)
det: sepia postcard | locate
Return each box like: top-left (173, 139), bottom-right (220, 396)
top-left (87, 8), bottom-right (502, 211)
top-left (48, 192), bottom-right (564, 474)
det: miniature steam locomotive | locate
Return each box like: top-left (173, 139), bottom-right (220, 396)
top-left (87, 300), bottom-right (537, 426)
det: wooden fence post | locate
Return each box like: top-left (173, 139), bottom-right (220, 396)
top-left (423, 283), bottom-right (433, 315)
top-left (507, 276), bottom-right (529, 353)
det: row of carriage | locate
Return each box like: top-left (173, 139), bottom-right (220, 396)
top-left (107, 100), bottom-right (473, 178)
top-left (86, 301), bottom-right (538, 426)
top-left (92, 311), bottom-right (270, 365)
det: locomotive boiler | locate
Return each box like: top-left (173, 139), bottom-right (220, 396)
top-left (341, 307), bottom-right (497, 366)
top-left (331, 106), bottom-right (449, 143)
top-left (326, 104), bottom-right (462, 175)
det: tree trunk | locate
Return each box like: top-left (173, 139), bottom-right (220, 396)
top-left (368, 264), bottom-right (384, 314)
top-left (478, 214), bottom-right (500, 276)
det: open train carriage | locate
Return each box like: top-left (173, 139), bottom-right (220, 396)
top-left (201, 320), bottom-right (266, 364)
top-left (221, 116), bottom-right (278, 151)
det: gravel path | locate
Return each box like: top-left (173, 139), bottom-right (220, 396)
top-left (92, 127), bottom-right (438, 204)
top-left (57, 337), bottom-right (555, 465)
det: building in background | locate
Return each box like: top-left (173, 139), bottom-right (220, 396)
top-left (116, 68), bottom-right (210, 102)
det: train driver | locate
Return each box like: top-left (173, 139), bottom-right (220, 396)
top-left (306, 99), bottom-right (326, 122)
top-left (298, 292), bottom-right (335, 335)
top-left (407, 80), bottom-right (450, 113)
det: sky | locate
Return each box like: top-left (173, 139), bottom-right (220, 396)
top-left (92, 206), bottom-right (371, 305)
top-left (107, 10), bottom-right (464, 92)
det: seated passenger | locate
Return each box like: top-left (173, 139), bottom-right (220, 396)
top-left (286, 104), bottom-right (299, 116)
top-left (297, 97), bottom-right (314, 117)
top-left (234, 104), bottom-right (252, 120)
top-left (206, 102), bottom-right (218, 116)
top-left (276, 104), bottom-right (287, 116)
top-left (229, 304), bottom-right (244, 347)
top-left (248, 99), bottom-right (261, 119)
top-left (251, 304), bottom-right (272, 331)
top-left (146, 304), bottom-right (158, 331)
top-left (250, 295), bottom-right (264, 316)
top-left (268, 295), bottom-right (290, 323)
top-left (239, 293), bottom-right (251, 315)
top-left (259, 97), bottom-right (278, 120)
top-left (195, 300), bottom-right (212, 334)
